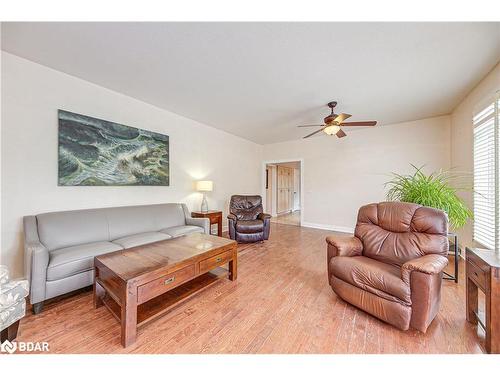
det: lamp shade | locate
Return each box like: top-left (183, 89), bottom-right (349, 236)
top-left (196, 180), bottom-right (213, 192)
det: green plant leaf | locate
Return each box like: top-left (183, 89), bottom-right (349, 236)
top-left (385, 165), bottom-right (473, 229)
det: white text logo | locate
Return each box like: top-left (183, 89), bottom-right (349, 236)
top-left (0, 340), bottom-right (49, 353)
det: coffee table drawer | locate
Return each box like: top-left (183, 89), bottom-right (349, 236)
top-left (467, 256), bottom-right (487, 291)
top-left (199, 250), bottom-right (233, 274)
top-left (137, 265), bottom-right (195, 304)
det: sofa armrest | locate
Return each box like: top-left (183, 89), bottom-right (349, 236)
top-left (401, 254), bottom-right (448, 284)
top-left (326, 235), bottom-right (363, 258)
top-left (181, 203), bottom-right (210, 234)
top-left (23, 216), bottom-right (49, 305)
top-left (257, 213), bottom-right (271, 221)
top-left (185, 217), bottom-right (210, 235)
top-left (227, 213), bottom-right (237, 221)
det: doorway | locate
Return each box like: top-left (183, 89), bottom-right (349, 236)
top-left (263, 160), bottom-right (303, 226)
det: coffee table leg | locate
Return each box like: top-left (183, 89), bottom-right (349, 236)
top-left (229, 249), bottom-right (238, 281)
top-left (466, 276), bottom-right (478, 325)
top-left (93, 267), bottom-right (104, 309)
top-left (93, 280), bottom-right (105, 309)
top-left (121, 284), bottom-right (137, 347)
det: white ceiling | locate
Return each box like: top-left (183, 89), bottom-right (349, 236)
top-left (2, 22), bottom-right (499, 144)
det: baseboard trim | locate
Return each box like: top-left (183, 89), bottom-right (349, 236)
top-left (301, 221), bottom-right (354, 234)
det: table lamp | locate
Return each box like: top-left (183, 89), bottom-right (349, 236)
top-left (196, 180), bottom-right (213, 212)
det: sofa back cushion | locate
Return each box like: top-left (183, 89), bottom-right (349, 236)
top-left (36, 203), bottom-right (186, 250)
top-left (37, 208), bottom-right (110, 251)
top-left (354, 202), bottom-right (449, 267)
top-left (106, 203), bottom-right (185, 239)
top-left (229, 195), bottom-right (263, 220)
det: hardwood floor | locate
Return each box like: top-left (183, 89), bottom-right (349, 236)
top-left (270, 211), bottom-right (301, 226)
top-left (17, 223), bottom-right (485, 353)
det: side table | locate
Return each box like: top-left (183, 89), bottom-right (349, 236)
top-left (466, 247), bottom-right (500, 353)
top-left (192, 210), bottom-right (223, 237)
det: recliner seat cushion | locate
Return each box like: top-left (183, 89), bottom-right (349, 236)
top-left (330, 255), bottom-right (411, 305)
top-left (112, 232), bottom-right (171, 249)
top-left (235, 219), bottom-right (264, 233)
top-left (161, 225), bottom-right (204, 238)
top-left (47, 241), bottom-right (123, 281)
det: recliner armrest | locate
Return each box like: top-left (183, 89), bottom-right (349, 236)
top-left (227, 213), bottom-right (237, 221)
top-left (401, 254), bottom-right (448, 284)
top-left (326, 235), bottom-right (363, 258)
top-left (257, 213), bottom-right (271, 221)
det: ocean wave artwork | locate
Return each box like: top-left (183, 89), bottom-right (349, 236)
top-left (58, 110), bottom-right (169, 186)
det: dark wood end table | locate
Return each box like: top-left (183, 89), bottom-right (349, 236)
top-left (466, 247), bottom-right (500, 353)
top-left (192, 210), bottom-right (223, 237)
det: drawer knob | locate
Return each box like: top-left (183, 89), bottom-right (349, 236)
top-left (164, 276), bottom-right (175, 285)
top-left (216, 257), bottom-right (222, 262)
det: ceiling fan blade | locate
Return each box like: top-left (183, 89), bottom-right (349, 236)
top-left (297, 124), bottom-right (324, 128)
top-left (303, 128), bottom-right (325, 139)
top-left (341, 121), bottom-right (377, 127)
top-left (336, 129), bottom-right (347, 138)
top-left (334, 113), bottom-right (352, 123)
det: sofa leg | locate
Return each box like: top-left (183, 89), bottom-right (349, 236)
top-left (1, 320), bottom-right (20, 343)
top-left (32, 302), bottom-right (44, 315)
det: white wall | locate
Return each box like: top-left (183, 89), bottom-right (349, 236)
top-left (1, 52), bottom-right (263, 277)
top-left (450, 63), bottom-right (500, 248)
top-left (263, 116), bottom-right (451, 232)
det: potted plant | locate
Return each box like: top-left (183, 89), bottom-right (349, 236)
top-left (385, 165), bottom-right (473, 230)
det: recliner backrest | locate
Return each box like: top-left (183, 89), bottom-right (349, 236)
top-left (230, 195), bottom-right (263, 220)
top-left (354, 202), bottom-right (449, 266)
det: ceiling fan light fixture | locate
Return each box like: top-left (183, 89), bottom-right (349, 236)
top-left (299, 101), bottom-right (377, 139)
top-left (323, 125), bottom-right (340, 135)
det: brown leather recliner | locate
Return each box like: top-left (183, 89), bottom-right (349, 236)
top-left (327, 202), bottom-right (449, 332)
top-left (228, 195), bottom-right (271, 243)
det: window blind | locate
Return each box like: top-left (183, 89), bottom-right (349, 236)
top-left (473, 96), bottom-right (499, 250)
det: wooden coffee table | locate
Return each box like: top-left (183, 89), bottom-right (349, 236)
top-left (93, 233), bottom-right (237, 347)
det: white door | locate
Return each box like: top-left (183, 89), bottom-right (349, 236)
top-left (293, 168), bottom-right (300, 211)
top-left (277, 166), bottom-right (293, 214)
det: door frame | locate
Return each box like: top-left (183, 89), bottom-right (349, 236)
top-left (261, 158), bottom-right (304, 226)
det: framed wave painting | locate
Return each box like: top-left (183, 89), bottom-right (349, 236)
top-left (58, 110), bottom-right (169, 186)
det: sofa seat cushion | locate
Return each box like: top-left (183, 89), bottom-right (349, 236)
top-left (47, 241), bottom-right (123, 281)
top-left (235, 220), bottom-right (263, 234)
top-left (112, 232), bottom-right (171, 249)
top-left (160, 225), bottom-right (204, 238)
top-left (330, 256), bottom-right (411, 305)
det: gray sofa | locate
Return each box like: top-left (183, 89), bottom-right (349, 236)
top-left (23, 203), bottom-right (209, 314)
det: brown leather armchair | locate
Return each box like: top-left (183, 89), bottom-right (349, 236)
top-left (228, 195), bottom-right (271, 243)
top-left (327, 202), bottom-right (449, 332)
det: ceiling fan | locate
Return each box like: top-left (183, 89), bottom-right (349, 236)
top-left (298, 101), bottom-right (377, 139)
